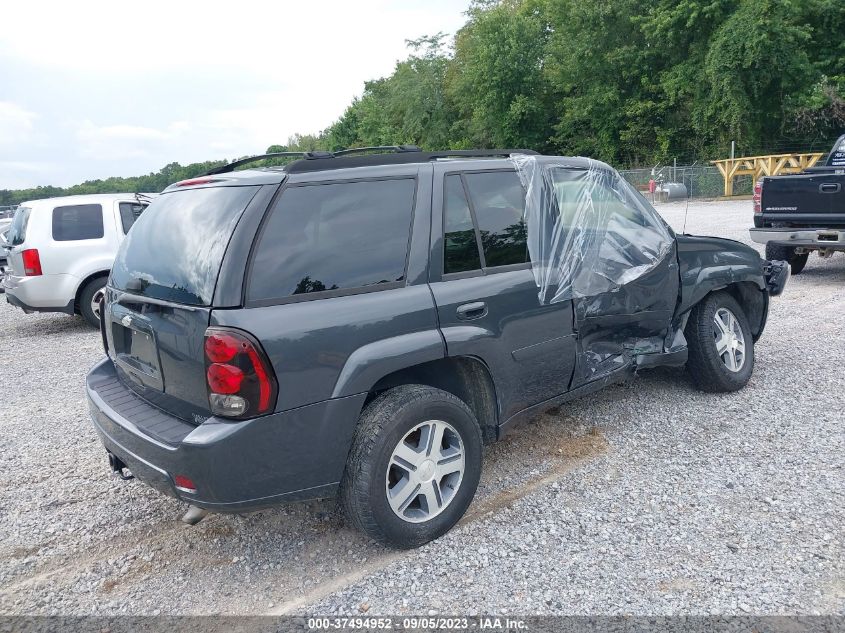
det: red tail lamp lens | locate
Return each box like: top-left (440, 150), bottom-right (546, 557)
top-left (205, 332), bottom-right (243, 363)
top-left (207, 363), bottom-right (244, 394)
top-left (203, 328), bottom-right (277, 419)
top-left (244, 346), bottom-right (272, 411)
top-left (175, 177), bottom-right (218, 187)
top-left (753, 181), bottom-right (763, 214)
top-left (22, 249), bottom-right (42, 276)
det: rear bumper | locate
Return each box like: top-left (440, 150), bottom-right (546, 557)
top-left (750, 227), bottom-right (845, 249)
top-left (5, 287), bottom-right (75, 314)
top-left (86, 358), bottom-right (366, 511)
top-left (3, 273), bottom-right (77, 313)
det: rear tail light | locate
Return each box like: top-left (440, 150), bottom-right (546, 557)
top-left (203, 328), bottom-right (277, 419)
top-left (753, 180), bottom-right (763, 214)
top-left (21, 249), bottom-right (42, 276)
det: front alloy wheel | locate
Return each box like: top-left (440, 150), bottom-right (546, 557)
top-left (713, 307), bottom-right (746, 373)
top-left (685, 291), bottom-right (755, 393)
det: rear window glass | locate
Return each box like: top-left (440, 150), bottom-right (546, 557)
top-left (111, 186), bottom-right (259, 306)
top-left (248, 178), bottom-right (416, 303)
top-left (7, 206), bottom-right (31, 246)
top-left (52, 204), bottom-right (104, 241)
top-left (119, 202), bottom-right (147, 233)
top-left (463, 171), bottom-right (528, 267)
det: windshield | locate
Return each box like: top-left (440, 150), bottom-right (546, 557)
top-left (7, 207), bottom-right (32, 246)
top-left (110, 185), bottom-right (259, 305)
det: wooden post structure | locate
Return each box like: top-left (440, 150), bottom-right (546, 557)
top-left (711, 152), bottom-right (825, 197)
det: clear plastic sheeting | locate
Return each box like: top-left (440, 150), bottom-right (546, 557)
top-left (510, 154), bottom-right (683, 382)
top-left (510, 154), bottom-right (675, 305)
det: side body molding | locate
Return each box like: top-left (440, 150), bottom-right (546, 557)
top-left (331, 330), bottom-right (446, 398)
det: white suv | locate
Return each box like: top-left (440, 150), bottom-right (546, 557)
top-left (3, 193), bottom-right (151, 327)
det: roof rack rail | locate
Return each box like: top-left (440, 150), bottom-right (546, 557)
top-left (205, 152), bottom-right (307, 175)
top-left (332, 145), bottom-right (421, 157)
top-left (283, 148), bottom-right (539, 174)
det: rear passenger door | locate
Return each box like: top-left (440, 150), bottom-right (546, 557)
top-left (428, 166), bottom-right (577, 422)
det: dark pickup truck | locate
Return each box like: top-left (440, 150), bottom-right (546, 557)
top-left (751, 134), bottom-right (845, 273)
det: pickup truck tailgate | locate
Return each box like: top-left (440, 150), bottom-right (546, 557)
top-left (761, 172), bottom-right (844, 216)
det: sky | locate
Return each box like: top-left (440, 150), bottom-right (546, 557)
top-left (0, 0), bottom-right (469, 189)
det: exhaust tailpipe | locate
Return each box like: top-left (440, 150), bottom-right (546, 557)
top-left (181, 505), bottom-right (209, 526)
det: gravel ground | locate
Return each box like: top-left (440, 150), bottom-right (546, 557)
top-left (0, 199), bottom-right (842, 616)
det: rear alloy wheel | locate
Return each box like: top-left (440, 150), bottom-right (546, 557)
top-left (685, 291), bottom-right (754, 392)
top-left (79, 277), bottom-right (107, 329)
top-left (341, 385), bottom-right (482, 549)
top-left (385, 420), bottom-right (465, 523)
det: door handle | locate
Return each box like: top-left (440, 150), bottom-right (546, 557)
top-left (819, 183), bottom-right (841, 193)
top-left (456, 301), bottom-right (487, 320)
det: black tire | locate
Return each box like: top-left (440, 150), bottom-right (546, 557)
top-left (765, 243), bottom-right (808, 275)
top-left (685, 291), bottom-right (755, 393)
top-left (790, 252), bottom-right (809, 275)
top-left (340, 385), bottom-right (483, 549)
top-left (79, 276), bottom-right (107, 329)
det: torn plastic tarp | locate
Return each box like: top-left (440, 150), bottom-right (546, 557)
top-left (510, 154), bottom-right (675, 305)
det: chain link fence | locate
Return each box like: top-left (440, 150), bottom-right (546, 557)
top-left (618, 165), bottom-right (755, 200)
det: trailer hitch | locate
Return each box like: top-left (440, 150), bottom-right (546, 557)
top-left (107, 451), bottom-right (135, 481)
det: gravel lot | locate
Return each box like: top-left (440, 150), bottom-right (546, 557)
top-left (0, 199), bottom-right (842, 616)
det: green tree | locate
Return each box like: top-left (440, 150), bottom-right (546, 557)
top-left (448, 0), bottom-right (551, 149)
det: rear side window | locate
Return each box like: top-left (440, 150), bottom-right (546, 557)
top-left (52, 204), bottom-right (104, 241)
top-left (119, 202), bottom-right (147, 233)
top-left (248, 178), bottom-right (416, 302)
top-left (111, 186), bottom-right (259, 306)
top-left (443, 175), bottom-right (481, 274)
top-left (7, 206), bottom-right (31, 246)
top-left (463, 171), bottom-right (528, 267)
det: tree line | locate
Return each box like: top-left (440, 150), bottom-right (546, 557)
top-left (3, 0), bottom-right (843, 206)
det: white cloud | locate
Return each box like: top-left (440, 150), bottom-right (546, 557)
top-left (0, 0), bottom-right (469, 188)
top-left (75, 121), bottom-right (174, 160)
top-left (0, 102), bottom-right (37, 147)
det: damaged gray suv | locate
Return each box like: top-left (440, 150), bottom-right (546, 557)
top-left (86, 147), bottom-right (788, 548)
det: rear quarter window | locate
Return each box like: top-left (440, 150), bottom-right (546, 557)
top-left (247, 178), bottom-right (416, 303)
top-left (7, 206), bottom-right (31, 246)
top-left (119, 202), bottom-right (147, 233)
top-left (52, 204), bottom-right (104, 241)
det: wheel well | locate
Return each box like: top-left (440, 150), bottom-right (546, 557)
top-left (367, 357), bottom-right (499, 443)
top-left (73, 271), bottom-right (109, 314)
top-left (722, 281), bottom-right (767, 338)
